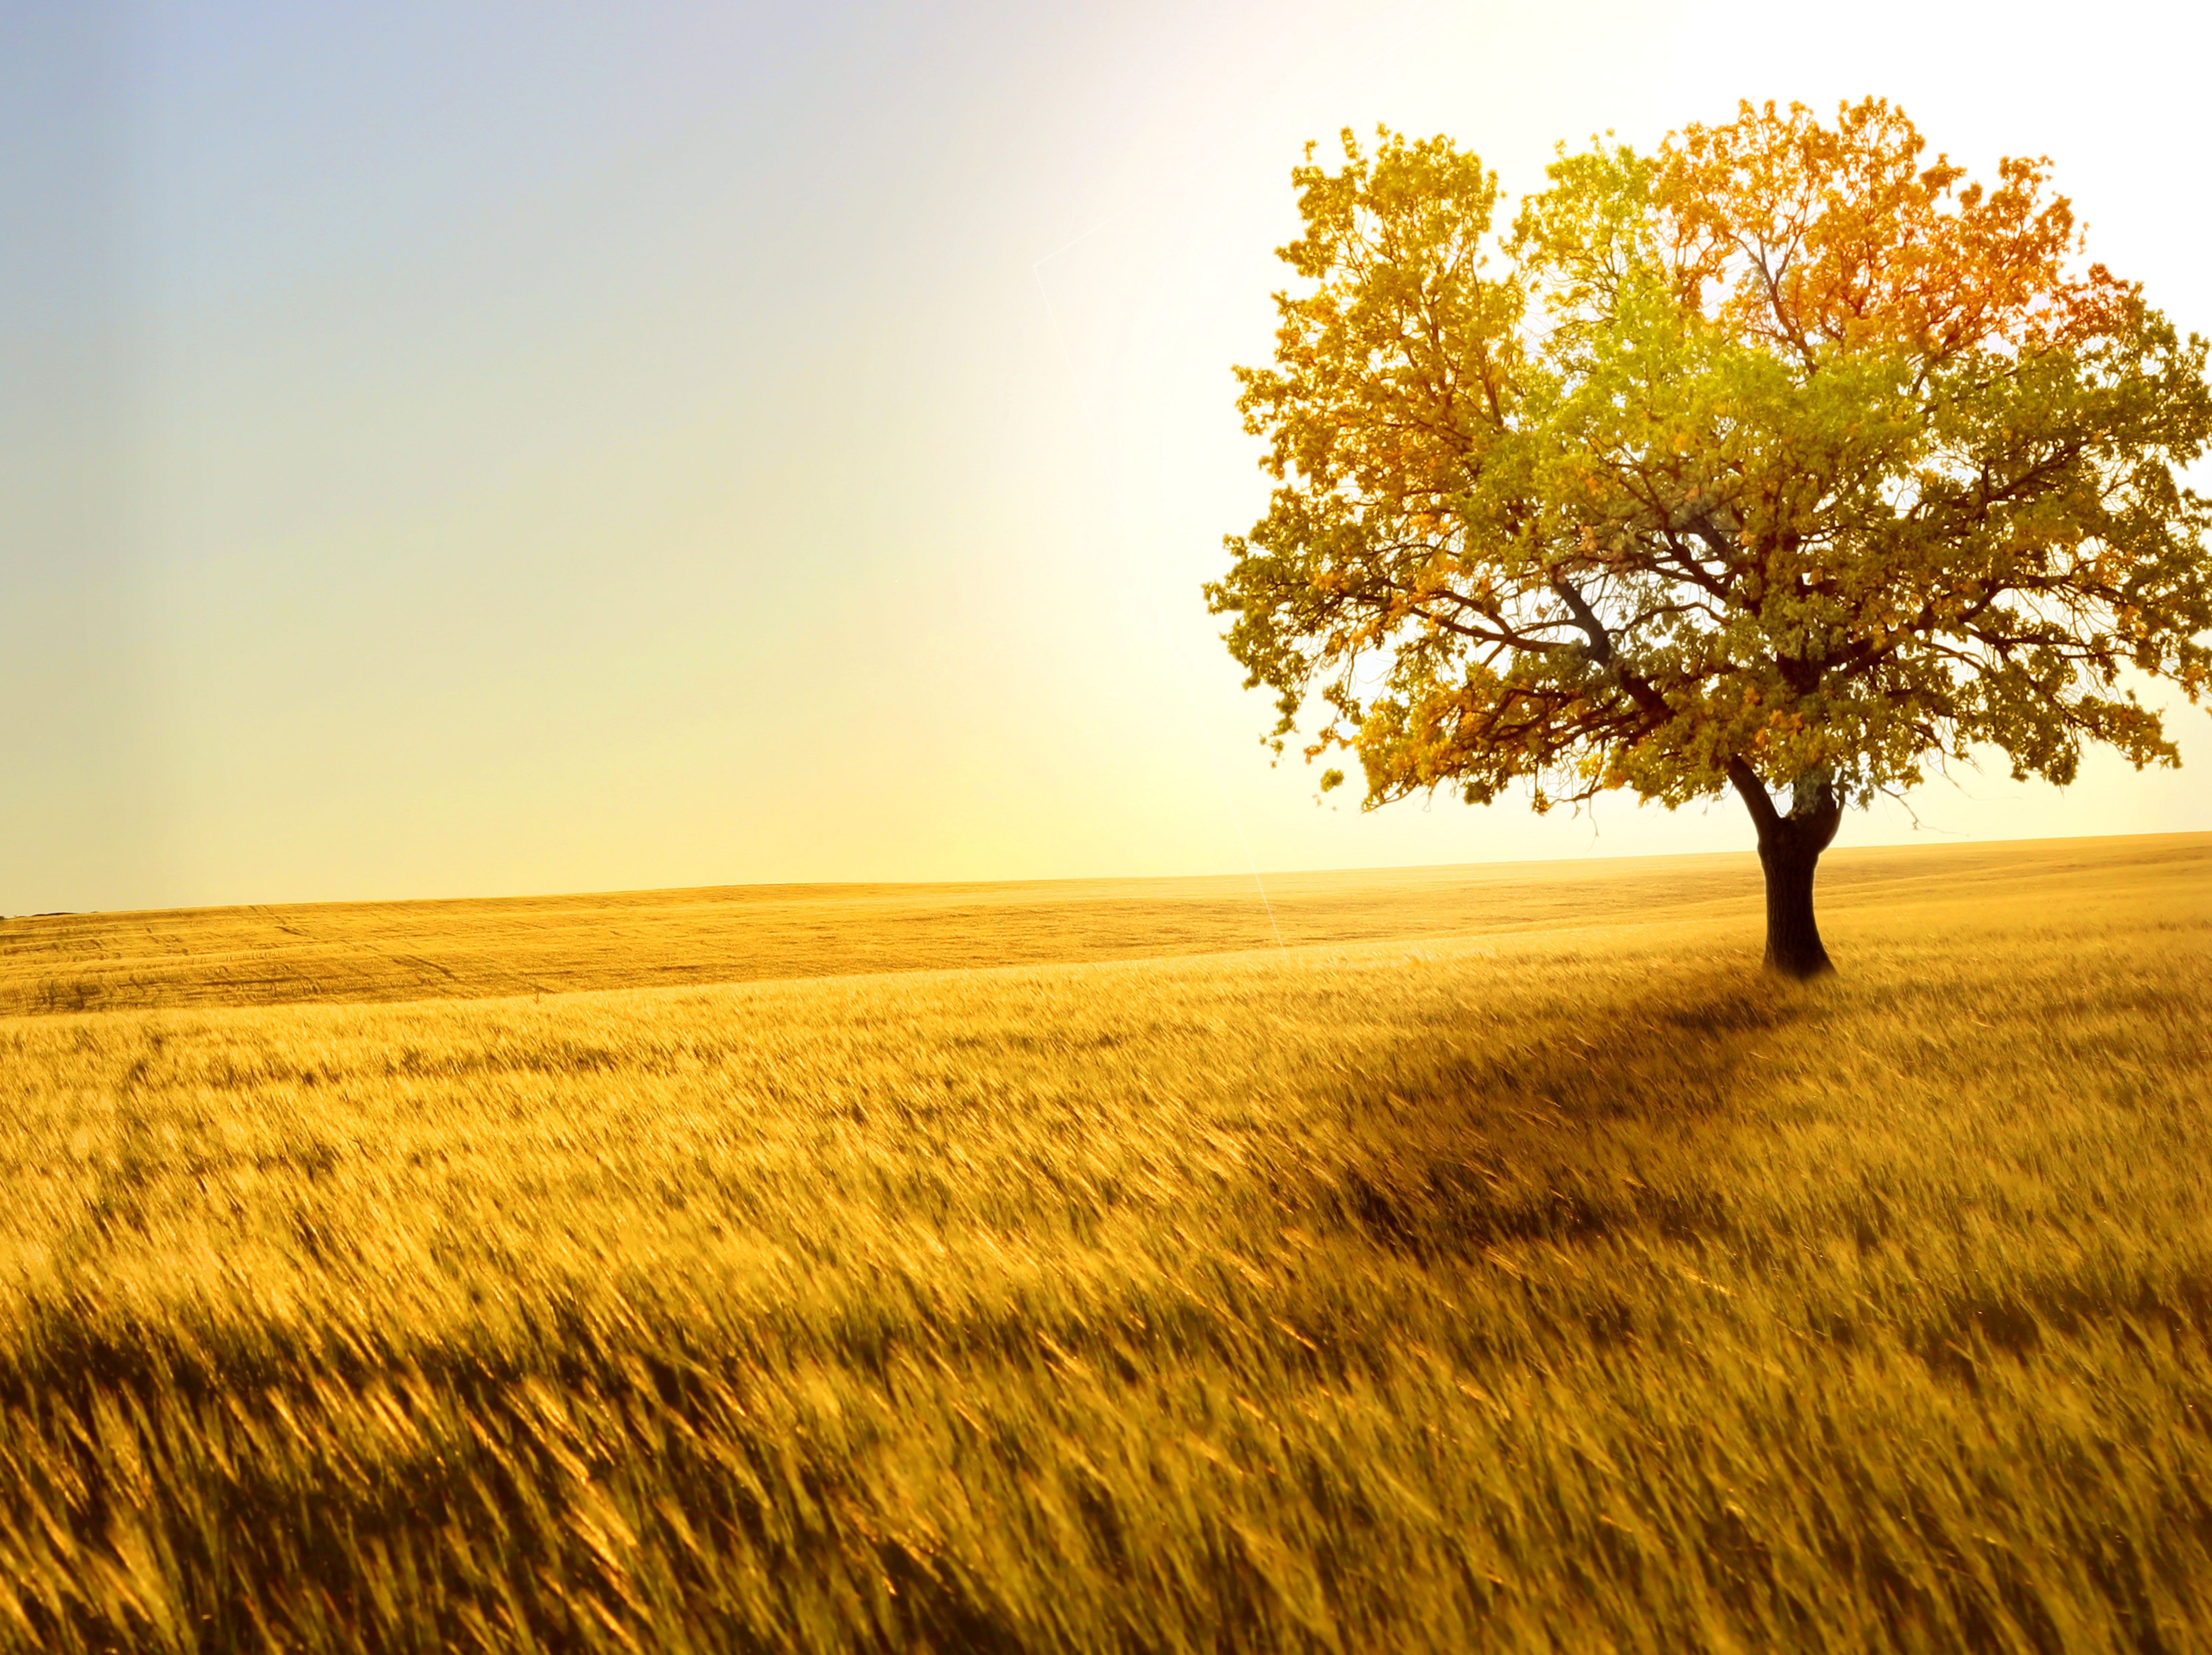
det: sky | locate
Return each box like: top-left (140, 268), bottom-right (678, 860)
top-left (4, 0), bottom-right (2208, 913)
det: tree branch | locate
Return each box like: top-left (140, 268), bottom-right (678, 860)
top-left (1551, 576), bottom-right (1674, 722)
top-left (1727, 758), bottom-right (1781, 834)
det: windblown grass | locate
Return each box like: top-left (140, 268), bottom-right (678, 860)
top-left (0, 835), bottom-right (2205, 1651)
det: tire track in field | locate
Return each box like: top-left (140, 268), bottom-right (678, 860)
top-left (250, 905), bottom-right (555, 1001)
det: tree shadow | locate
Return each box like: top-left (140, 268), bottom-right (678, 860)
top-left (1284, 973), bottom-right (1802, 1265)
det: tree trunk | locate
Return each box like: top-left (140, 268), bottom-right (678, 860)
top-left (1727, 759), bottom-right (1842, 980)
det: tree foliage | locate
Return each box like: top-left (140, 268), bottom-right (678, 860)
top-left (1209, 100), bottom-right (2212, 828)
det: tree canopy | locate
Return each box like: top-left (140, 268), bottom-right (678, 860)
top-left (1208, 99), bottom-right (2212, 973)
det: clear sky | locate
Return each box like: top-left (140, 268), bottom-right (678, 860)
top-left (5, 0), bottom-right (2207, 913)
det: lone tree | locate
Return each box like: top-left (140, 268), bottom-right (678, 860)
top-left (1208, 99), bottom-right (2212, 977)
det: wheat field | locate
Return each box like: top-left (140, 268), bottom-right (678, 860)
top-left (0, 834), bottom-right (2206, 1652)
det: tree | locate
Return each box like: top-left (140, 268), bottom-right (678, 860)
top-left (1208, 99), bottom-right (2212, 977)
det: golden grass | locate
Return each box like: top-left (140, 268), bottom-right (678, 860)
top-left (0, 834), bottom-right (2206, 1651)
top-left (5, 834), bottom-right (2194, 1014)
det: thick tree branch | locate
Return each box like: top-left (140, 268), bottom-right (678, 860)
top-left (1727, 758), bottom-right (1782, 834)
top-left (1550, 575), bottom-right (1674, 723)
